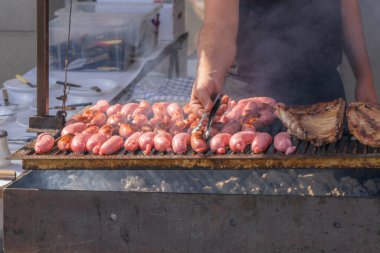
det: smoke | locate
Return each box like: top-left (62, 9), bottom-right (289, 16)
top-left (11, 169), bottom-right (380, 197)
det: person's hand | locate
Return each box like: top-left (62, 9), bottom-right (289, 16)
top-left (355, 78), bottom-right (378, 103)
top-left (190, 73), bottom-right (223, 117)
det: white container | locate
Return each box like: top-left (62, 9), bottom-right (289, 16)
top-left (0, 130), bottom-right (11, 168)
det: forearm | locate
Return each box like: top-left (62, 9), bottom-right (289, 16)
top-left (196, 22), bottom-right (237, 86)
top-left (341, 0), bottom-right (373, 82)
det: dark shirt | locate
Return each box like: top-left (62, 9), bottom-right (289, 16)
top-left (233, 0), bottom-right (345, 105)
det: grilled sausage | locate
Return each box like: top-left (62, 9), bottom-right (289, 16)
top-left (86, 133), bottom-right (111, 154)
top-left (120, 103), bottom-right (139, 121)
top-left (251, 132), bottom-right (273, 154)
top-left (119, 123), bottom-right (137, 139)
top-left (61, 122), bottom-right (87, 136)
top-left (167, 103), bottom-right (183, 117)
top-left (99, 136), bottom-right (124, 155)
top-left (82, 126), bottom-right (99, 135)
top-left (152, 102), bottom-right (170, 115)
top-left (153, 131), bottom-right (173, 152)
top-left (71, 133), bottom-right (92, 154)
top-left (274, 132), bottom-right (296, 155)
top-left (210, 133), bottom-right (231, 154)
top-left (65, 115), bottom-right (90, 126)
top-left (169, 120), bottom-right (187, 136)
top-left (88, 112), bottom-right (107, 127)
top-left (91, 100), bottom-right (109, 113)
top-left (133, 100), bottom-right (152, 117)
top-left (229, 131), bottom-right (256, 153)
top-left (221, 120), bottom-right (242, 135)
top-left (191, 131), bottom-right (208, 153)
top-left (241, 124), bottom-right (256, 132)
top-left (238, 97), bottom-right (277, 107)
top-left (99, 124), bottom-right (117, 136)
top-left (124, 132), bottom-right (143, 152)
top-left (106, 113), bottom-right (125, 126)
top-left (139, 132), bottom-right (156, 155)
top-left (58, 133), bottom-right (75, 151)
top-left (34, 133), bottom-right (55, 154)
top-left (172, 133), bottom-right (191, 154)
top-left (106, 104), bottom-right (123, 117)
top-left (82, 108), bottom-right (99, 120)
top-left (132, 114), bottom-right (149, 128)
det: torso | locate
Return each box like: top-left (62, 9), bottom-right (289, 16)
top-left (232, 0), bottom-right (345, 105)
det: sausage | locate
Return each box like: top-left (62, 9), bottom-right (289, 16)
top-left (119, 123), bottom-right (137, 139)
top-left (169, 120), bottom-right (187, 136)
top-left (124, 132), bottom-right (143, 152)
top-left (221, 120), bottom-right (242, 135)
top-left (106, 104), bottom-right (122, 117)
top-left (65, 115), bottom-right (89, 126)
top-left (132, 114), bottom-right (149, 128)
top-left (99, 124), bottom-right (118, 136)
top-left (191, 131), bottom-right (208, 153)
top-left (183, 103), bottom-right (191, 115)
top-left (216, 104), bottom-right (229, 116)
top-left (139, 132), bottom-right (156, 155)
top-left (88, 112), bottom-right (107, 127)
top-left (99, 136), bottom-right (124, 155)
top-left (133, 100), bottom-right (152, 117)
top-left (58, 133), bottom-right (75, 151)
top-left (241, 124), bottom-right (256, 132)
top-left (238, 97), bottom-right (277, 107)
top-left (229, 131), bottom-right (256, 153)
top-left (86, 133), bottom-right (111, 154)
top-left (106, 113), bottom-right (125, 126)
top-left (258, 109), bottom-right (275, 126)
top-left (82, 108), bottom-right (99, 120)
top-left (167, 103), bottom-right (183, 117)
top-left (251, 132), bottom-right (273, 154)
top-left (153, 131), bottom-right (173, 152)
top-left (274, 132), bottom-right (296, 155)
top-left (71, 133), bottom-right (92, 154)
top-left (91, 100), bottom-right (109, 113)
top-left (221, 95), bottom-right (229, 105)
top-left (210, 133), bottom-right (231, 154)
top-left (152, 102), bottom-right (169, 115)
top-left (242, 101), bottom-right (259, 118)
top-left (221, 103), bottom-right (246, 123)
top-left (172, 133), bottom-right (191, 154)
top-left (61, 122), bottom-right (87, 136)
top-left (35, 133), bottom-right (55, 154)
top-left (120, 103), bottom-right (139, 120)
top-left (82, 126), bottom-right (99, 135)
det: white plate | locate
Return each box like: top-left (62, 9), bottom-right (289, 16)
top-left (16, 109), bottom-right (76, 128)
top-left (3, 77), bottom-right (59, 93)
top-left (68, 78), bottom-right (118, 96)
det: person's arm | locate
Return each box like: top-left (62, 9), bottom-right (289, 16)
top-left (190, 0), bottom-right (239, 116)
top-left (341, 0), bottom-right (378, 103)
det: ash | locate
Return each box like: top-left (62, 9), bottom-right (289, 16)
top-left (24, 169), bottom-right (380, 197)
top-left (121, 170), bottom-right (380, 197)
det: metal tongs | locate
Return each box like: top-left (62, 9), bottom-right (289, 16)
top-left (192, 93), bottom-right (223, 140)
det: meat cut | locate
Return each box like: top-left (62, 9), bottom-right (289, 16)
top-left (275, 98), bottom-right (345, 146)
top-left (347, 102), bottom-right (380, 147)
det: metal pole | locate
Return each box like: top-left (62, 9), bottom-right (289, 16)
top-left (36, 0), bottom-right (49, 117)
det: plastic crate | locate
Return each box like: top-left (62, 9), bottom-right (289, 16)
top-left (50, 2), bottom-right (162, 71)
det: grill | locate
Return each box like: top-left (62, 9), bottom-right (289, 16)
top-left (11, 120), bottom-right (380, 170)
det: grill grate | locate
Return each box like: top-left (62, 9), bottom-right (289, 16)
top-left (11, 120), bottom-right (380, 170)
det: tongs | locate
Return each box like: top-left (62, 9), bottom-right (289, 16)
top-left (192, 93), bottom-right (222, 140)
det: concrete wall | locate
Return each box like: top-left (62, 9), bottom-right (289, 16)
top-left (0, 0), bottom-right (64, 87)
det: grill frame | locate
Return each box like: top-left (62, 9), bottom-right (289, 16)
top-left (11, 133), bottom-right (380, 170)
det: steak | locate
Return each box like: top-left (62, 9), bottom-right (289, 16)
top-left (275, 98), bottom-right (346, 146)
top-left (347, 102), bottom-right (380, 147)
